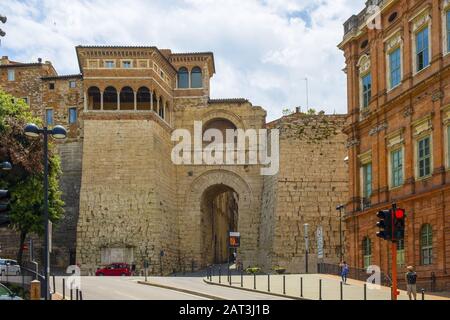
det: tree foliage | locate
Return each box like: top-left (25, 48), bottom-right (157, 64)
top-left (0, 90), bottom-right (64, 262)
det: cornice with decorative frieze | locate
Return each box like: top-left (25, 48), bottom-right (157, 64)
top-left (442, 105), bottom-right (450, 125)
top-left (411, 114), bottom-right (433, 137)
top-left (386, 127), bottom-right (405, 149)
top-left (369, 122), bottom-right (388, 136)
top-left (346, 138), bottom-right (361, 149)
top-left (358, 150), bottom-right (372, 165)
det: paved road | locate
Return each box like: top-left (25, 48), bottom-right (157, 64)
top-left (54, 276), bottom-right (207, 300)
top-left (54, 276), bottom-right (291, 300)
top-left (139, 276), bottom-right (291, 300)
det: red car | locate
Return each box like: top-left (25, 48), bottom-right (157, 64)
top-left (95, 263), bottom-right (132, 276)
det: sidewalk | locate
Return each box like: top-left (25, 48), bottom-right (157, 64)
top-left (206, 273), bottom-right (450, 301)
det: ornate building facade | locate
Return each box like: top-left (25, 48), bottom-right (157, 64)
top-left (1, 46), bottom-right (348, 275)
top-left (339, 0), bottom-right (450, 290)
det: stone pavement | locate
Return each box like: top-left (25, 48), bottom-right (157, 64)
top-left (206, 273), bottom-right (450, 301)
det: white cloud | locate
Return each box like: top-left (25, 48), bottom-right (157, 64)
top-left (0, 0), bottom-right (363, 120)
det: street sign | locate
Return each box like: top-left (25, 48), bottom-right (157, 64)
top-left (316, 226), bottom-right (324, 259)
top-left (229, 232), bottom-right (240, 248)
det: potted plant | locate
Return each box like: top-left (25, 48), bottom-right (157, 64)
top-left (245, 266), bottom-right (261, 274)
top-left (272, 266), bottom-right (286, 274)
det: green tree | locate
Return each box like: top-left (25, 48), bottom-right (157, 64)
top-left (0, 90), bottom-right (64, 264)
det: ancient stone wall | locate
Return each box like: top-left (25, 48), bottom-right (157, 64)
top-left (76, 116), bottom-right (177, 275)
top-left (262, 113), bottom-right (349, 273)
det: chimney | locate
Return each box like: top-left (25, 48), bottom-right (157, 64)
top-left (1, 56), bottom-right (9, 65)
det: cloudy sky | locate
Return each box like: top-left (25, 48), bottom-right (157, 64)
top-left (0, 0), bottom-right (363, 121)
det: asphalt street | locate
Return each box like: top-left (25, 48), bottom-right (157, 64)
top-left (53, 276), bottom-right (292, 300)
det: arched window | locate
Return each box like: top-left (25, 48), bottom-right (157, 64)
top-left (158, 97), bottom-right (164, 118)
top-left (136, 87), bottom-right (151, 111)
top-left (120, 86), bottom-right (134, 110)
top-left (177, 67), bottom-right (189, 88)
top-left (103, 86), bottom-right (118, 110)
top-left (191, 67), bottom-right (202, 88)
top-left (87, 86), bottom-right (101, 110)
top-left (421, 224), bottom-right (433, 265)
top-left (362, 237), bottom-right (372, 269)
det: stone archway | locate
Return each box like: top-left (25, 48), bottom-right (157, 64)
top-left (182, 169), bottom-right (256, 269)
top-left (200, 184), bottom-right (238, 265)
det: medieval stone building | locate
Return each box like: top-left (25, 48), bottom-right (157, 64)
top-left (0, 46), bottom-right (348, 275)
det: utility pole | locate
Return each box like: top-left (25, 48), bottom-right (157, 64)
top-left (25, 124), bottom-right (67, 300)
top-left (376, 203), bottom-right (405, 301)
top-left (304, 78), bottom-right (309, 110)
top-left (336, 205), bottom-right (345, 262)
top-left (391, 203), bottom-right (398, 301)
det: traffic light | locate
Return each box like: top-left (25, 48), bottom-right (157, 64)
top-left (0, 189), bottom-right (11, 227)
top-left (0, 14), bottom-right (6, 38)
top-left (376, 209), bottom-right (392, 240)
top-left (393, 208), bottom-right (406, 241)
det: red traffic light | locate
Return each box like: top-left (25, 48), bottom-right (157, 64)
top-left (395, 209), bottom-right (405, 219)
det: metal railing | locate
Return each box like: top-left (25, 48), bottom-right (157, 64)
top-left (0, 263), bottom-right (45, 299)
top-left (317, 263), bottom-right (392, 287)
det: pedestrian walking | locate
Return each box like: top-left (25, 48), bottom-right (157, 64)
top-left (340, 261), bottom-right (349, 284)
top-left (406, 266), bottom-right (417, 300)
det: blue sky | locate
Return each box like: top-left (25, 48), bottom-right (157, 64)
top-left (0, 0), bottom-right (363, 121)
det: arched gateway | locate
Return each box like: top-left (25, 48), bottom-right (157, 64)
top-left (181, 170), bottom-right (258, 269)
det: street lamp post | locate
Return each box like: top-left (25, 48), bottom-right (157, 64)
top-left (303, 223), bottom-right (309, 274)
top-left (24, 123), bottom-right (67, 300)
top-left (336, 205), bottom-right (345, 262)
top-left (1, 162), bottom-right (12, 171)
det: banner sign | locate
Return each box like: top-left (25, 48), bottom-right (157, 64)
top-left (229, 232), bottom-right (241, 248)
top-left (317, 226), bottom-right (324, 259)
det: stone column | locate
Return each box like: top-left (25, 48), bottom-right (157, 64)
top-left (188, 70), bottom-right (191, 88)
top-left (134, 91), bottom-right (137, 111)
top-left (150, 90), bottom-right (154, 111)
top-left (117, 92), bottom-right (120, 110)
top-left (157, 97), bottom-right (160, 116)
top-left (100, 92), bottom-right (104, 111)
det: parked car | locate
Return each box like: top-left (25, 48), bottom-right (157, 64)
top-left (95, 263), bottom-right (132, 277)
top-left (0, 283), bottom-right (22, 300)
top-left (0, 259), bottom-right (21, 276)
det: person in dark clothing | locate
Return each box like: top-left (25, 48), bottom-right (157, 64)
top-left (340, 261), bottom-right (349, 284)
top-left (405, 266), bottom-right (417, 300)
